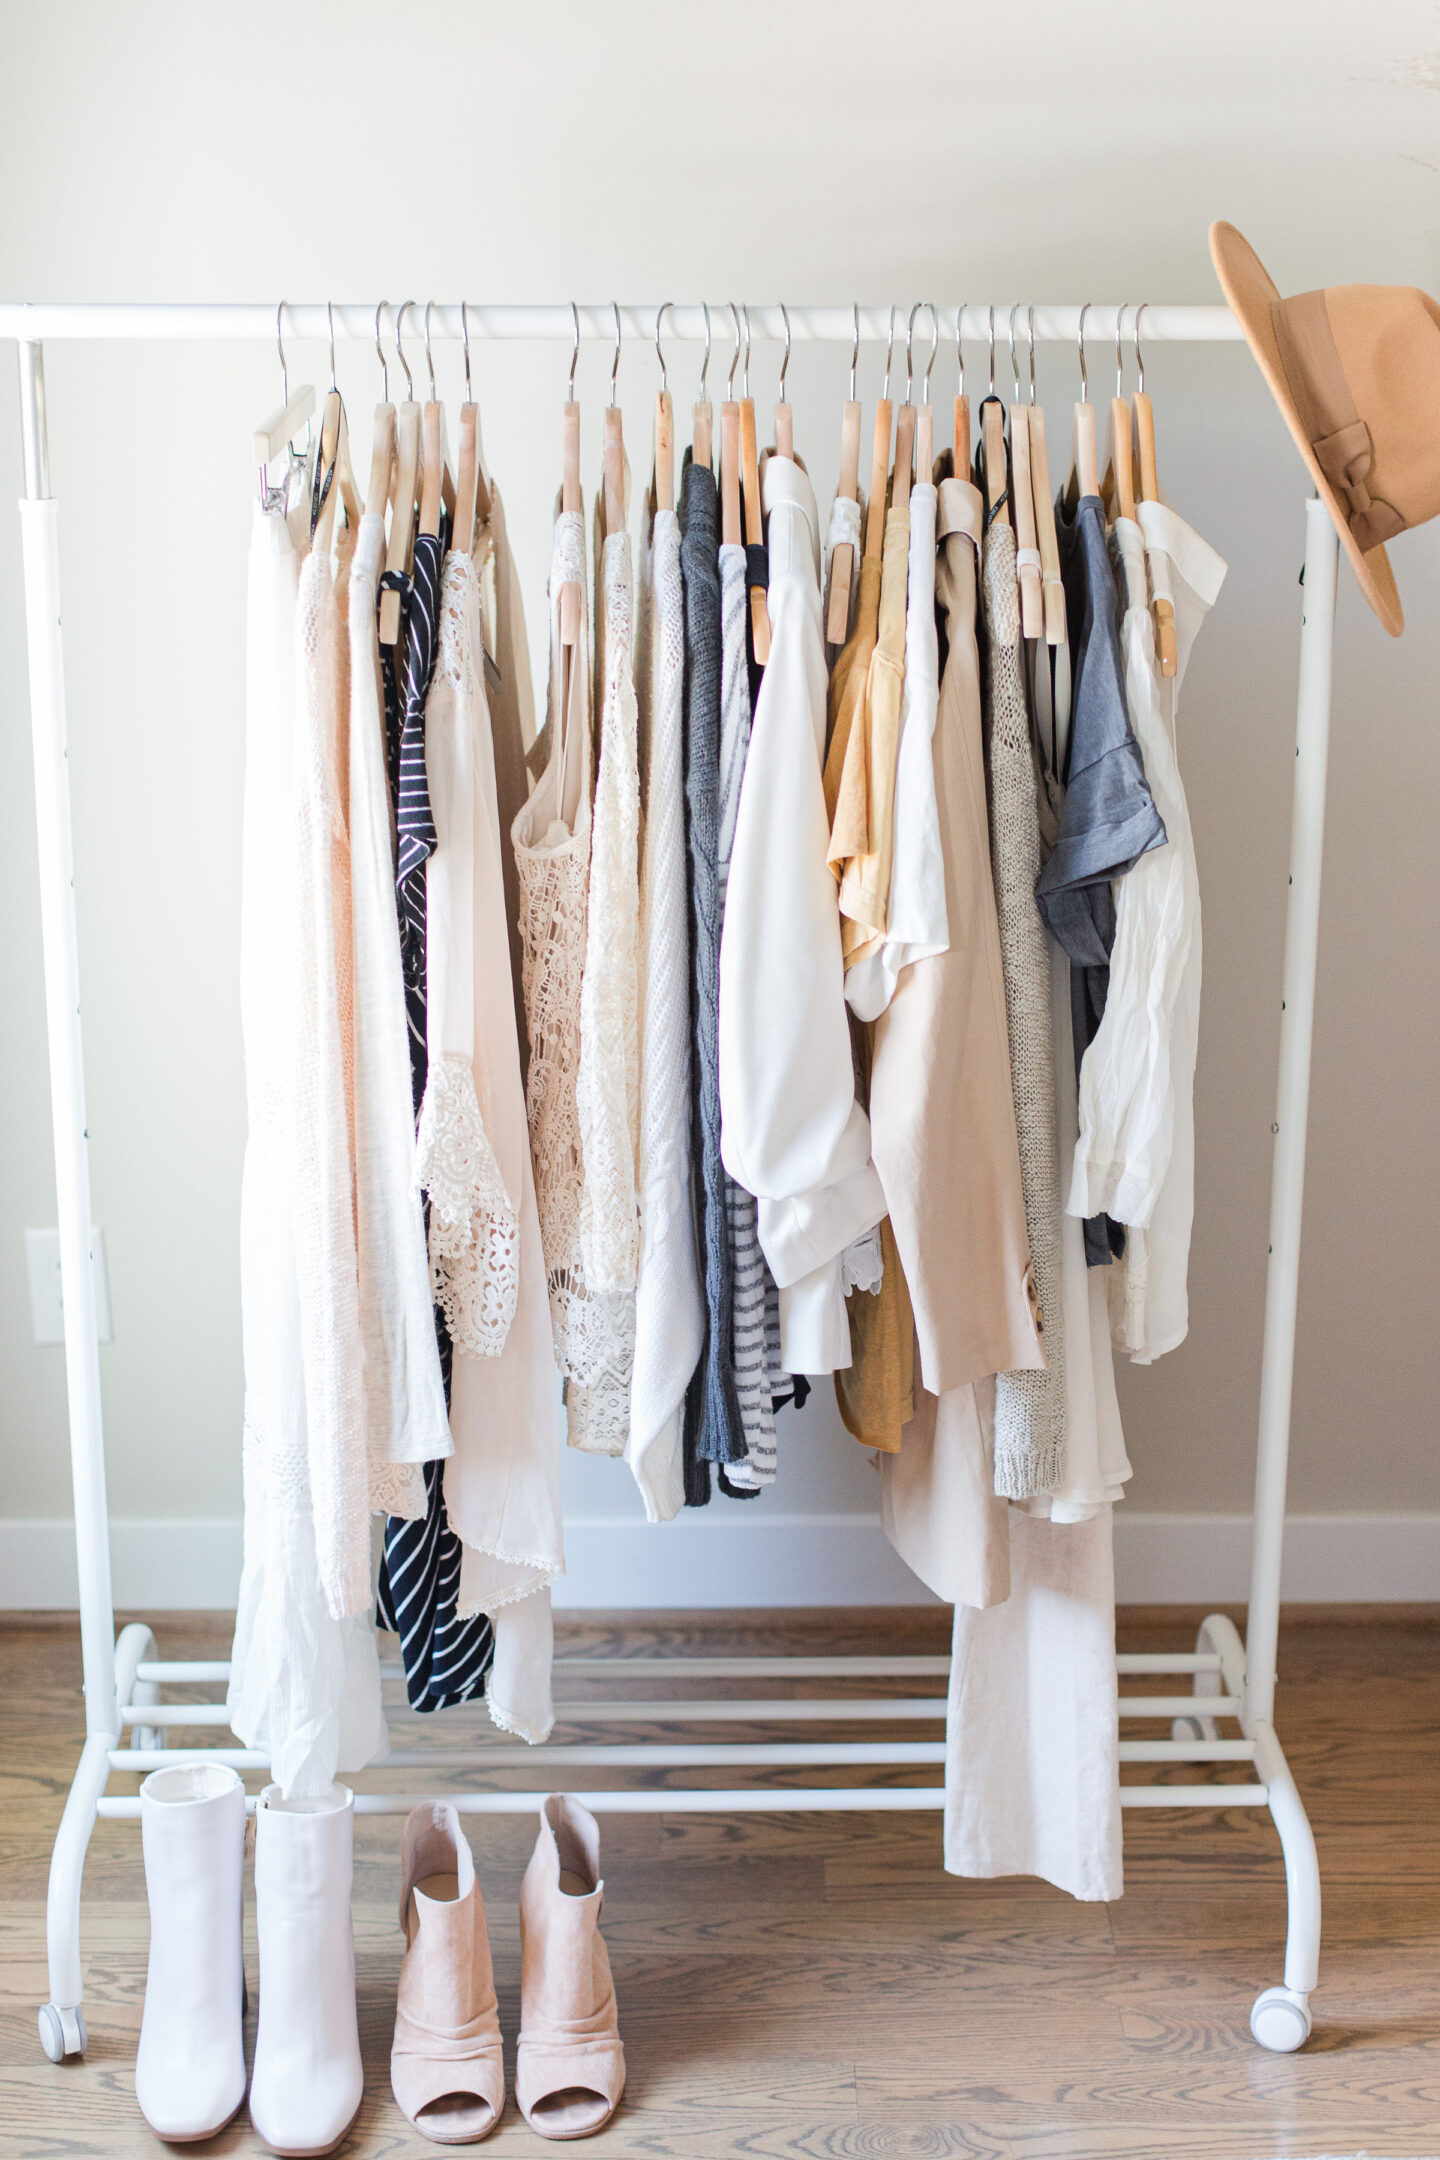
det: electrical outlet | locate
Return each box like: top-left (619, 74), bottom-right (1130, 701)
top-left (24, 1228), bottom-right (113, 1345)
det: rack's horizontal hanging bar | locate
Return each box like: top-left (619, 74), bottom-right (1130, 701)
top-left (110, 1737), bottom-right (1256, 1774)
top-left (119, 1691), bottom-right (1239, 1729)
top-left (95, 1781), bottom-right (1272, 1819)
top-left (133, 1650), bottom-right (1224, 1687)
top-left (0, 302), bottom-right (1241, 346)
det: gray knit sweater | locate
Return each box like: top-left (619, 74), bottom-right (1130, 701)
top-left (679, 460), bottom-right (747, 1501)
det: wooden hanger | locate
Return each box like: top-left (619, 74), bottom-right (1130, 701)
top-left (912, 303), bottom-right (937, 481)
top-left (952, 305), bottom-right (971, 485)
top-left (602, 303), bottom-right (625, 543)
top-left (721, 386), bottom-right (742, 547)
top-left (1005, 311), bottom-right (1042, 635)
top-left (364, 301), bottom-right (396, 523)
top-left (381, 301), bottom-right (422, 644)
top-left (1018, 305), bottom-right (1065, 646)
top-left (559, 303), bottom-right (583, 647)
top-left (692, 303), bottom-right (714, 475)
top-left (825, 304), bottom-right (863, 645)
top-left (253, 300), bottom-right (315, 507)
top-left (977, 310), bottom-right (1010, 526)
top-left (313, 386), bottom-right (361, 561)
top-left (773, 301), bottom-right (794, 461)
top-left (1102, 305), bottom-right (1137, 525)
top-left (419, 301), bottom-right (457, 541)
top-left (738, 306), bottom-right (770, 662)
top-left (451, 303), bottom-right (491, 558)
top-left (1129, 304), bottom-right (1178, 677)
top-left (653, 303), bottom-right (675, 516)
top-left (893, 307), bottom-right (917, 511)
top-left (864, 310), bottom-right (897, 559)
top-left (1065, 302), bottom-right (1101, 508)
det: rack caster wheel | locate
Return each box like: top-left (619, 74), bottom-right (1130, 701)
top-left (1250, 1985), bottom-right (1311, 2052)
top-left (1171, 1713), bottom-right (1218, 1744)
top-left (38, 2004), bottom-right (86, 2061)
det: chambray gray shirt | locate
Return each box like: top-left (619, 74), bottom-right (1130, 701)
top-left (1038, 493), bottom-right (1166, 1264)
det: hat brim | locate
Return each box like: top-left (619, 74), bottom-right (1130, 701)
top-left (1210, 220), bottom-right (1403, 637)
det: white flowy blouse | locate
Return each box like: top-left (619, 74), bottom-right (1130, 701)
top-left (718, 455), bottom-right (887, 1374)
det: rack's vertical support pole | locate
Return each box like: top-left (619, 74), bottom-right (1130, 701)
top-left (1239, 497), bottom-right (1335, 2048)
top-left (1252, 494), bottom-right (1338, 1719)
top-left (17, 340), bottom-right (116, 1729)
top-left (1245, 496), bottom-right (1337, 1727)
top-left (20, 339), bottom-right (119, 2059)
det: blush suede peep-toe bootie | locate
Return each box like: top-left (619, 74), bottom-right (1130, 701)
top-left (515, 1795), bottom-right (625, 2139)
top-left (391, 1802), bottom-right (506, 2143)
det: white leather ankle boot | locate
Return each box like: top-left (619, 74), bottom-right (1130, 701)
top-left (135, 1762), bottom-right (247, 2142)
top-left (249, 1782), bottom-right (364, 2156)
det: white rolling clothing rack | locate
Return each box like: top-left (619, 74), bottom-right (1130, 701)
top-left (7, 300), bottom-right (1326, 2067)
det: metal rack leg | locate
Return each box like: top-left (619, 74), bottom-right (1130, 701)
top-left (1238, 497), bottom-right (1338, 2052)
top-left (18, 337), bottom-right (119, 2063)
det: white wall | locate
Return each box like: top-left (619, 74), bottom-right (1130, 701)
top-left (1, 2), bottom-right (1438, 1603)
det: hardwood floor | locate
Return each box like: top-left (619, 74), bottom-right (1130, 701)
top-left (0, 1605), bottom-right (1436, 2159)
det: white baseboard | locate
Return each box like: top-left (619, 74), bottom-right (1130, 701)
top-left (1, 1511), bottom-right (1436, 1612)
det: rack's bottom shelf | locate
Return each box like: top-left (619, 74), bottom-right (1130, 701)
top-left (41, 1611), bottom-right (1321, 2063)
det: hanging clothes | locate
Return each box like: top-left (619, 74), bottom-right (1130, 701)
top-left (846, 478), bottom-right (948, 1022)
top-left (347, 512), bottom-right (445, 1517)
top-left (1041, 494), bottom-right (1168, 1268)
top-left (1028, 596), bottom-right (1132, 1523)
top-left (982, 514), bottom-right (1067, 1500)
top-left (823, 549), bottom-right (880, 852)
top-left (944, 1505), bottom-right (1123, 1904)
top-left (289, 522), bottom-right (372, 1620)
top-left (679, 454), bottom-right (746, 1499)
top-left (566, 496), bottom-right (643, 1454)
top-left (717, 534), bottom-right (777, 1490)
top-left (511, 508), bottom-right (631, 1439)
top-left (873, 475), bottom-right (1041, 1598)
top-left (627, 488), bottom-right (704, 1522)
top-left (376, 529), bottom-right (495, 1714)
top-left (228, 502), bottom-right (387, 1799)
top-left (870, 476), bottom-right (1042, 1396)
top-left (418, 545), bottom-right (562, 1744)
top-left (475, 482), bottom-right (540, 1070)
top-left (881, 1378), bottom-right (1011, 1610)
top-left (836, 500), bottom-right (910, 972)
top-left (718, 454), bottom-right (887, 1377)
top-left (1107, 501), bottom-right (1227, 1362)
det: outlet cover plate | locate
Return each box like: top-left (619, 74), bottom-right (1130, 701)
top-left (25, 1228), bottom-right (113, 1345)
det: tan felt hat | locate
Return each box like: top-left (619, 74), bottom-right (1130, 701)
top-left (1210, 220), bottom-right (1440, 637)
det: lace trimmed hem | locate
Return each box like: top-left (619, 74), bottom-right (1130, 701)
top-left (414, 1052), bottom-right (521, 1359)
top-left (483, 1679), bottom-right (553, 1747)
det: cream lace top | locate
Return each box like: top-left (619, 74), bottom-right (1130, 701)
top-left (512, 508), bottom-right (634, 1451)
top-left (414, 551), bottom-right (522, 1358)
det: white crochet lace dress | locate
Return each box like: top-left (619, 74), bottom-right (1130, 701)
top-left (227, 505), bottom-right (387, 1798)
top-left (568, 517), bottom-right (642, 1450)
top-left (431, 544), bottom-right (564, 1747)
top-left (414, 552), bottom-right (522, 1360)
top-left (627, 500), bottom-right (704, 1520)
top-left (512, 510), bottom-right (633, 1448)
top-left (981, 520), bottom-right (1067, 1500)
